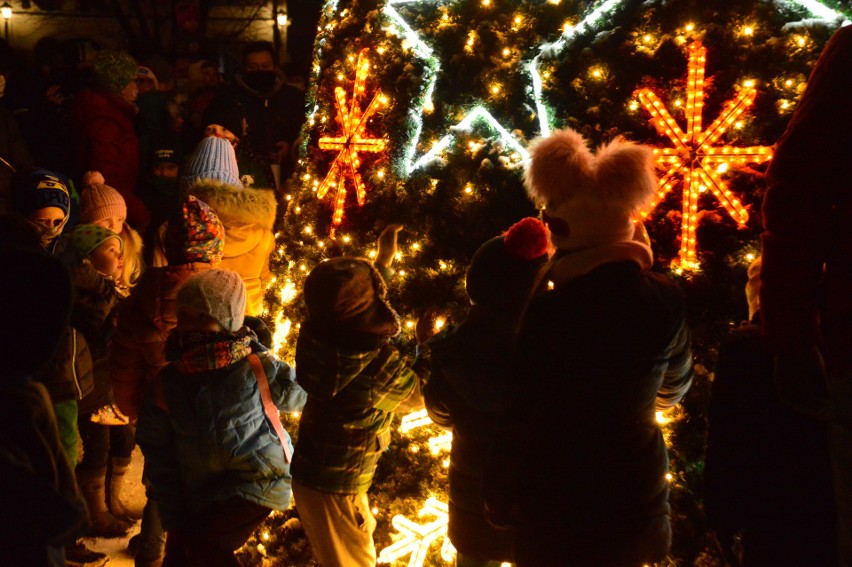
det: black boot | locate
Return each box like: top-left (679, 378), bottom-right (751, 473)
top-left (64, 539), bottom-right (108, 566)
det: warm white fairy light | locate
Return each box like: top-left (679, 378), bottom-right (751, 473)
top-left (400, 409), bottom-right (432, 433)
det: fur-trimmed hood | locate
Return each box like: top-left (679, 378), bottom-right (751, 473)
top-left (186, 179), bottom-right (277, 230)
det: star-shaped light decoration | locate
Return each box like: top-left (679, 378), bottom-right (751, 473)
top-left (378, 497), bottom-right (456, 567)
top-left (317, 48), bottom-right (387, 226)
top-left (635, 41), bottom-right (773, 270)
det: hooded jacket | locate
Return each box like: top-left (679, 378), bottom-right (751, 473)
top-left (291, 321), bottom-right (424, 495)
top-left (187, 179), bottom-right (277, 316)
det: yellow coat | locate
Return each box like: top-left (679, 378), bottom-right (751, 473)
top-left (187, 180), bottom-right (278, 317)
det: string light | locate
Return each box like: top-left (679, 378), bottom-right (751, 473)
top-left (317, 49), bottom-right (387, 226)
top-left (636, 41), bottom-right (773, 269)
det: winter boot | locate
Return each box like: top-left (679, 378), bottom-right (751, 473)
top-left (64, 539), bottom-right (109, 566)
top-left (77, 466), bottom-right (134, 537)
top-left (109, 456), bottom-right (142, 521)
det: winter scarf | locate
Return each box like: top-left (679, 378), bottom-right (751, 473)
top-left (165, 327), bottom-right (253, 374)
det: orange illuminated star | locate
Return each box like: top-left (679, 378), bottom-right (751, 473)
top-left (635, 41), bottom-right (773, 269)
top-left (317, 49), bottom-right (387, 226)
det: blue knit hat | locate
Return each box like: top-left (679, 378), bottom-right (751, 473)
top-left (182, 136), bottom-right (243, 188)
top-left (11, 168), bottom-right (71, 217)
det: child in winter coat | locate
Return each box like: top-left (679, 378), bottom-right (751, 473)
top-left (183, 136), bottom-right (277, 316)
top-left (704, 258), bottom-right (837, 565)
top-left (137, 269), bottom-right (306, 566)
top-left (78, 171), bottom-right (145, 291)
top-left (67, 223), bottom-right (136, 538)
top-left (494, 128), bottom-right (694, 566)
top-left (424, 217), bottom-right (549, 566)
top-left (9, 168), bottom-right (93, 463)
top-left (111, 194), bottom-right (223, 566)
top-left (292, 230), bottom-right (427, 567)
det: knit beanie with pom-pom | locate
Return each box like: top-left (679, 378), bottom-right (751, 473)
top-left (79, 172), bottom-right (127, 224)
top-left (182, 136), bottom-right (242, 188)
top-left (465, 217), bottom-right (550, 310)
top-left (93, 50), bottom-right (138, 95)
top-left (524, 127), bottom-right (657, 251)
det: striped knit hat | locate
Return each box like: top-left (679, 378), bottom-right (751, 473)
top-left (182, 136), bottom-right (242, 188)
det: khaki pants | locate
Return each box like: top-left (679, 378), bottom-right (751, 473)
top-left (293, 479), bottom-right (376, 567)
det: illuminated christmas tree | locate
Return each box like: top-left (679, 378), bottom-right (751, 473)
top-left (240, 0), bottom-right (850, 564)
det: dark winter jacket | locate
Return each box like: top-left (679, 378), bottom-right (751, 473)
top-left (136, 338), bottom-right (306, 530)
top-left (502, 257), bottom-right (692, 563)
top-left (32, 325), bottom-right (94, 403)
top-left (71, 87), bottom-right (148, 229)
top-left (110, 262), bottom-right (215, 421)
top-left (704, 319), bottom-right (836, 565)
top-left (424, 307), bottom-right (515, 562)
top-left (291, 321), bottom-right (424, 495)
top-left (761, 25), bottom-right (852, 367)
top-left (223, 72), bottom-right (305, 157)
top-left (69, 260), bottom-right (121, 414)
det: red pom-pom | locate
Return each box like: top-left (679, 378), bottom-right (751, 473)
top-left (503, 217), bottom-right (549, 261)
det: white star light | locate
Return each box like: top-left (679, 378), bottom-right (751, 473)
top-left (381, 0), bottom-right (846, 174)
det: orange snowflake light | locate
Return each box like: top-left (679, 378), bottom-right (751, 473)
top-left (317, 49), bottom-right (387, 226)
top-left (636, 41), bottom-right (773, 270)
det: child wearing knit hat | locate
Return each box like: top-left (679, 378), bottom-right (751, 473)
top-left (79, 171), bottom-right (145, 290)
top-left (111, 195), bottom-right (224, 564)
top-left (424, 217), bottom-right (549, 566)
top-left (11, 168), bottom-right (72, 251)
top-left (136, 268), bottom-right (306, 565)
top-left (67, 222), bottom-right (138, 537)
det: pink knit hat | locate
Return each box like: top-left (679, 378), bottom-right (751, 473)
top-left (79, 171), bottom-right (127, 224)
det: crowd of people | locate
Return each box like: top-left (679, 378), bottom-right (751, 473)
top-left (0, 21), bottom-right (849, 567)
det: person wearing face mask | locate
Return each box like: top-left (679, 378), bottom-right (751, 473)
top-left (72, 49), bottom-right (150, 230)
top-left (216, 41), bottom-right (305, 188)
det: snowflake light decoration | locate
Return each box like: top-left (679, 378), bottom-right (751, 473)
top-left (317, 49), bottom-right (387, 226)
top-left (378, 497), bottom-right (456, 567)
top-left (635, 41), bottom-right (773, 269)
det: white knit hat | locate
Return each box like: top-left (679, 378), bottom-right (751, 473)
top-left (524, 128), bottom-right (657, 251)
top-left (182, 136), bottom-right (243, 188)
top-left (177, 269), bottom-right (247, 332)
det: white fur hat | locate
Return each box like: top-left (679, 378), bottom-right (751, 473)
top-left (524, 128), bottom-right (658, 250)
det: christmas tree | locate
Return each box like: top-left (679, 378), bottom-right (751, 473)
top-left (239, 0), bottom-right (851, 564)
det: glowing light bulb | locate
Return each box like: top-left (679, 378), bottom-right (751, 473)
top-left (643, 34), bottom-right (653, 44)
top-left (562, 21), bottom-right (574, 34)
top-left (743, 79), bottom-right (756, 88)
top-left (745, 253), bottom-right (755, 262)
top-left (502, 47), bottom-right (511, 57)
top-left (685, 23), bottom-right (694, 32)
top-left (743, 26), bottom-right (754, 36)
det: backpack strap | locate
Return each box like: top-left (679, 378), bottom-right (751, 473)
top-left (247, 353), bottom-right (293, 464)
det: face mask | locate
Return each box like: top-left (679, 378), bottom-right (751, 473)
top-left (152, 176), bottom-right (179, 196)
top-left (28, 219), bottom-right (65, 246)
top-left (244, 70), bottom-right (276, 94)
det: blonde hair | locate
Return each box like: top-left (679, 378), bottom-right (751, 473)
top-left (118, 222), bottom-right (145, 288)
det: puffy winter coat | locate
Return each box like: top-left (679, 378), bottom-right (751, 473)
top-left (110, 262), bottom-right (215, 420)
top-left (32, 325), bottom-right (94, 403)
top-left (292, 321), bottom-right (424, 495)
top-left (71, 87), bottom-right (148, 229)
top-left (187, 180), bottom-right (276, 316)
top-left (136, 340), bottom-right (306, 530)
top-left (504, 259), bottom-right (693, 564)
top-left (424, 307), bottom-right (514, 562)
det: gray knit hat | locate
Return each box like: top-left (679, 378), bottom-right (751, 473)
top-left (182, 136), bottom-right (243, 188)
top-left (177, 269), bottom-right (247, 332)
